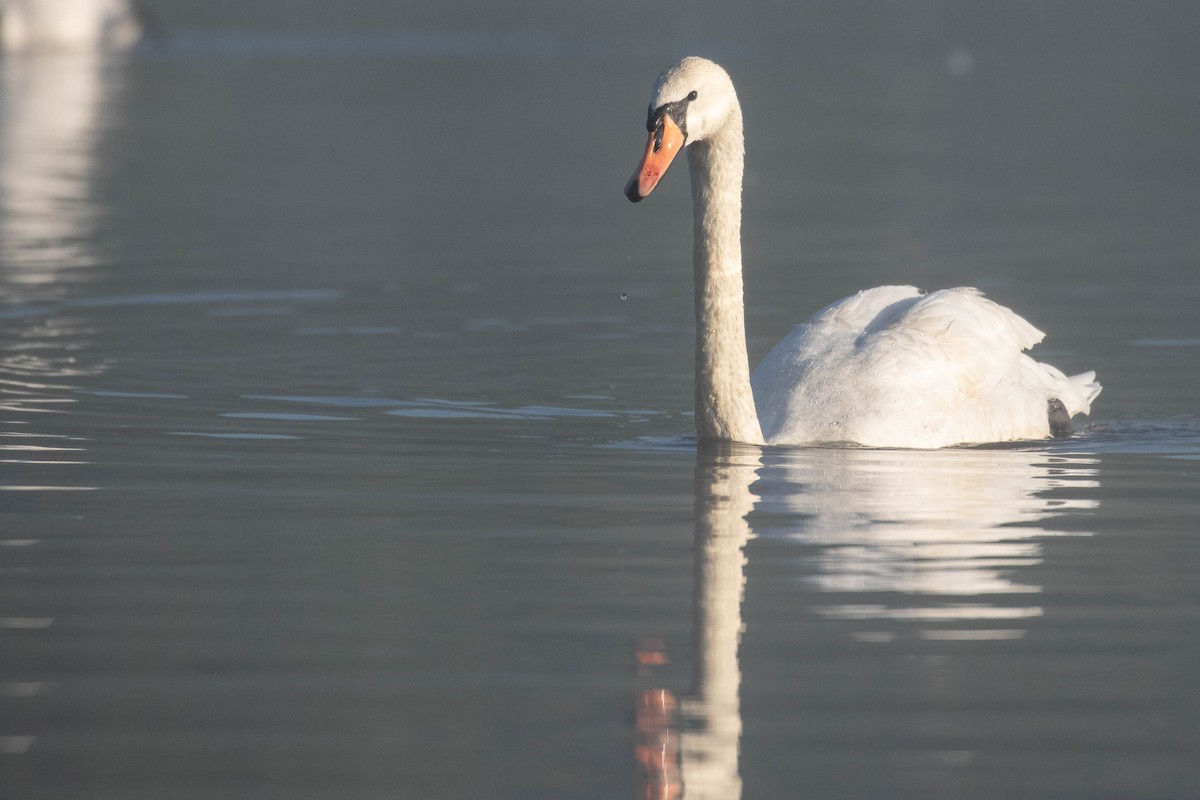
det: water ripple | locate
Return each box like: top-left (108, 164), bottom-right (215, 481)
top-left (0, 289), bottom-right (342, 322)
top-left (220, 412), bottom-right (359, 422)
top-left (167, 432), bottom-right (303, 441)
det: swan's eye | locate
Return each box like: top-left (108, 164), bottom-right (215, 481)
top-left (687, 90), bottom-right (698, 101)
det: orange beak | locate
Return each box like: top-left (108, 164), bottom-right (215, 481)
top-left (624, 115), bottom-right (686, 202)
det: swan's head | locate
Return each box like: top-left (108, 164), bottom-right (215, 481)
top-left (624, 57), bottom-right (739, 202)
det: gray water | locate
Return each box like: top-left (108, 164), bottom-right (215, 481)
top-left (2, 4), bottom-right (1200, 798)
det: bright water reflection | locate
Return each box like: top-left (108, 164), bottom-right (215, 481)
top-left (758, 446), bottom-right (1098, 639)
top-left (642, 442), bottom-right (1099, 799)
top-left (0, 52), bottom-right (119, 286)
top-left (0, 52), bottom-right (123, 491)
top-left (0, 52), bottom-right (120, 711)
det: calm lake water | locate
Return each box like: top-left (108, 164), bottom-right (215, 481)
top-left (2, 5), bottom-right (1200, 798)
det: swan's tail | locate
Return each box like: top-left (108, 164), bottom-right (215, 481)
top-left (1062, 371), bottom-right (1102, 417)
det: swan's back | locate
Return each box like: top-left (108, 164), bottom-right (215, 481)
top-left (751, 286), bottom-right (1100, 448)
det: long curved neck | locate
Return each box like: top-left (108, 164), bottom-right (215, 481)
top-left (688, 109), bottom-right (764, 445)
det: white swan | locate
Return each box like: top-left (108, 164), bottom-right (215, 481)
top-left (625, 57), bottom-right (1100, 449)
top-left (0, 0), bottom-right (142, 51)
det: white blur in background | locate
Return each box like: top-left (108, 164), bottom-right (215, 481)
top-left (0, 0), bottom-right (141, 51)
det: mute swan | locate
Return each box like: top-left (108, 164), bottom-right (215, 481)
top-left (625, 56), bottom-right (1100, 449)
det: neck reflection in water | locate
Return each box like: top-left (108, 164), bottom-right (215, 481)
top-left (636, 442), bottom-right (1098, 798)
top-left (637, 442), bottom-right (759, 800)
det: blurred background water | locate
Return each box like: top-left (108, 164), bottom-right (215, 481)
top-left (1, 1), bottom-right (1199, 798)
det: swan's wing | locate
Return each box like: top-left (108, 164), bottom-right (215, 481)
top-left (807, 285), bottom-right (925, 332)
top-left (752, 285), bottom-right (929, 442)
top-left (753, 287), bottom-right (1097, 447)
top-left (876, 288), bottom-right (1103, 420)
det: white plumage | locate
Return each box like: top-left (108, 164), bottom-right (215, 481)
top-left (626, 57), bottom-right (1100, 448)
top-left (751, 286), bottom-right (1100, 448)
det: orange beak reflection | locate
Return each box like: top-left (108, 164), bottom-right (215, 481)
top-left (625, 115), bottom-right (686, 202)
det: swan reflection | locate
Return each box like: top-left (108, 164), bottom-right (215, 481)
top-left (637, 443), bottom-right (758, 800)
top-left (0, 38), bottom-right (128, 759)
top-left (1, 50), bottom-right (118, 288)
top-left (1, 40), bottom-right (125, 357)
top-left (757, 447), bottom-right (1097, 640)
top-left (0, 47), bottom-right (124, 456)
top-left (637, 443), bottom-right (1098, 798)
